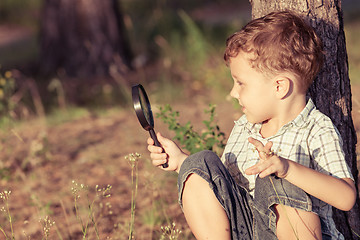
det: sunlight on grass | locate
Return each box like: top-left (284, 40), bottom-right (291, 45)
top-left (46, 107), bottom-right (91, 126)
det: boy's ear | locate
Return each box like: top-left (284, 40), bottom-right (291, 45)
top-left (274, 76), bottom-right (292, 99)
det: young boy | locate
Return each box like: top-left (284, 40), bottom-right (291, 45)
top-left (147, 11), bottom-right (356, 240)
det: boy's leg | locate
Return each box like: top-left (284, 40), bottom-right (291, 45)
top-left (274, 204), bottom-right (321, 240)
top-left (182, 173), bottom-right (231, 239)
top-left (253, 175), bottom-right (322, 240)
top-left (178, 150), bottom-right (254, 240)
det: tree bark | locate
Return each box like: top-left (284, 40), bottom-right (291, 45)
top-left (250, 0), bottom-right (360, 239)
top-left (39, 0), bottom-right (132, 78)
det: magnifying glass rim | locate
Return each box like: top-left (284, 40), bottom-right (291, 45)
top-left (132, 84), bottom-right (154, 131)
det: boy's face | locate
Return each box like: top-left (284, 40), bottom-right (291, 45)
top-left (229, 53), bottom-right (277, 124)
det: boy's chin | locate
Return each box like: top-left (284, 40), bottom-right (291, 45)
top-left (245, 116), bottom-right (255, 124)
top-left (245, 115), bottom-right (263, 124)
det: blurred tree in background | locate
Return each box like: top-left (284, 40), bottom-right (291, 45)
top-left (39, 0), bottom-right (133, 78)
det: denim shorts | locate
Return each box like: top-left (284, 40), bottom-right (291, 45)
top-left (177, 150), bottom-right (314, 240)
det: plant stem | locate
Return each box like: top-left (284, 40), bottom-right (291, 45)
top-left (74, 197), bottom-right (87, 238)
top-left (88, 198), bottom-right (100, 239)
top-left (0, 225), bottom-right (9, 240)
top-left (4, 201), bottom-right (14, 240)
top-left (128, 161), bottom-right (138, 240)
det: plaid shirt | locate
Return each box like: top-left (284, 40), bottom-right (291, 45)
top-left (221, 98), bottom-right (353, 239)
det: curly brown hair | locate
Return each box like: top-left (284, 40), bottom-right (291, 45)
top-left (224, 11), bottom-right (324, 92)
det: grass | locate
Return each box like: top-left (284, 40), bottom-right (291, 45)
top-left (0, 191), bottom-right (14, 240)
top-left (45, 107), bottom-right (91, 126)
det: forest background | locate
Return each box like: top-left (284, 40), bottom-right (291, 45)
top-left (0, 0), bottom-right (359, 239)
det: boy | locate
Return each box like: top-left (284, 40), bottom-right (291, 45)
top-left (147, 11), bottom-right (356, 239)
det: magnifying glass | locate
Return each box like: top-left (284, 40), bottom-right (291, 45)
top-left (132, 84), bottom-right (168, 168)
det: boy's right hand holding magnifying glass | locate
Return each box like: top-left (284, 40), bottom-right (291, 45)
top-left (147, 132), bottom-right (188, 173)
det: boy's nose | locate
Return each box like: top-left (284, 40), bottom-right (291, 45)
top-left (230, 86), bottom-right (238, 99)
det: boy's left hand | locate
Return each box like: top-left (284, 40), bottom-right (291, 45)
top-left (245, 137), bottom-right (289, 178)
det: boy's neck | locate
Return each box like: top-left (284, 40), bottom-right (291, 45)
top-left (260, 95), bottom-right (307, 138)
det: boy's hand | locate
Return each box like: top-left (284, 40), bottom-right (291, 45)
top-left (245, 137), bottom-right (289, 178)
top-left (147, 132), bottom-right (188, 173)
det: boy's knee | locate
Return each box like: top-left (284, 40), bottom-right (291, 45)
top-left (191, 150), bottom-right (219, 163)
top-left (177, 150), bottom-right (220, 206)
top-left (178, 150), bottom-right (223, 178)
top-left (183, 173), bottom-right (209, 191)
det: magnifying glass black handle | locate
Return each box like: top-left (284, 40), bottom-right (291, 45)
top-left (149, 129), bottom-right (169, 168)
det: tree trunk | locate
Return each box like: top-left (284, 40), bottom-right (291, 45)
top-left (39, 0), bottom-right (132, 78)
top-left (250, 0), bottom-right (360, 239)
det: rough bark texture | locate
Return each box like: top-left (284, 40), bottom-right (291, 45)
top-left (250, 0), bottom-right (360, 239)
top-left (39, 0), bottom-right (132, 78)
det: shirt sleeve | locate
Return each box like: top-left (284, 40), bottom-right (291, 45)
top-left (308, 118), bottom-right (354, 180)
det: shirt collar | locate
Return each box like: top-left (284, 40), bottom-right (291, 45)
top-left (289, 98), bottom-right (315, 127)
top-left (234, 98), bottom-right (316, 133)
top-left (234, 115), bottom-right (261, 134)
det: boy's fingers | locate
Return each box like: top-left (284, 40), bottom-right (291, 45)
top-left (152, 159), bottom-right (168, 167)
top-left (147, 144), bottom-right (163, 153)
top-left (258, 167), bottom-right (275, 178)
top-left (157, 133), bottom-right (175, 149)
top-left (147, 133), bottom-right (167, 146)
top-left (246, 160), bottom-right (274, 176)
top-left (147, 137), bottom-right (154, 145)
top-left (264, 141), bottom-right (273, 152)
top-left (260, 150), bottom-right (275, 159)
top-left (248, 137), bottom-right (264, 149)
top-left (249, 137), bottom-right (274, 158)
top-left (150, 152), bottom-right (167, 161)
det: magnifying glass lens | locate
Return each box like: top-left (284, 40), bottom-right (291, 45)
top-left (139, 90), bottom-right (152, 126)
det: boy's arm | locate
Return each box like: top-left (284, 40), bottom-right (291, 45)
top-left (284, 161), bottom-right (356, 211)
top-left (246, 137), bottom-right (357, 211)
